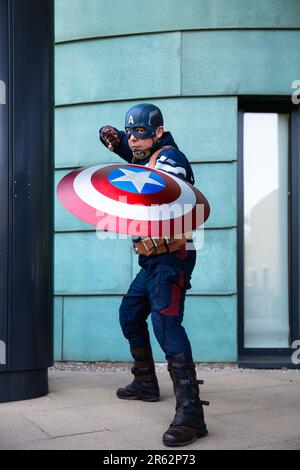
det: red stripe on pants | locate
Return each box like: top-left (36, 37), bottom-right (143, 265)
top-left (161, 271), bottom-right (185, 316)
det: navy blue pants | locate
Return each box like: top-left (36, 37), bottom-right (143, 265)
top-left (119, 246), bottom-right (196, 360)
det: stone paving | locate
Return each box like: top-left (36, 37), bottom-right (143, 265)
top-left (0, 364), bottom-right (299, 450)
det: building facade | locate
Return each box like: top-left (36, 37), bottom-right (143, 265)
top-left (54, 0), bottom-right (300, 366)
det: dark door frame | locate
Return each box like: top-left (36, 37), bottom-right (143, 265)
top-left (0, 0), bottom-right (9, 372)
top-left (237, 96), bottom-right (300, 369)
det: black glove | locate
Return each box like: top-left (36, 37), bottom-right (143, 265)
top-left (99, 125), bottom-right (120, 151)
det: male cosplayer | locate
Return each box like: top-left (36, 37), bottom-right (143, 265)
top-left (99, 103), bottom-right (208, 447)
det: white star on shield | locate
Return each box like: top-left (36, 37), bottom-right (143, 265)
top-left (110, 168), bottom-right (165, 194)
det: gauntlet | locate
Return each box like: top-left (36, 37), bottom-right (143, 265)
top-left (99, 125), bottom-right (120, 150)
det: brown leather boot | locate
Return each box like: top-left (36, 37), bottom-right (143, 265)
top-left (163, 353), bottom-right (209, 447)
top-left (117, 343), bottom-right (160, 402)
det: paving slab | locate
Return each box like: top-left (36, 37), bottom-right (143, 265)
top-left (20, 430), bottom-right (143, 450)
top-left (21, 407), bottom-right (108, 438)
top-left (0, 365), bottom-right (299, 450)
top-left (0, 414), bottom-right (49, 450)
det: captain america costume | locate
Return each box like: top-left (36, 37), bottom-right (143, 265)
top-left (100, 127), bottom-right (196, 359)
top-left (99, 103), bottom-right (209, 447)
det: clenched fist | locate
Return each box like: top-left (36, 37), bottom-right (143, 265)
top-left (99, 125), bottom-right (120, 151)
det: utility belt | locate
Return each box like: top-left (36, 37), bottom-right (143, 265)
top-left (133, 235), bottom-right (187, 256)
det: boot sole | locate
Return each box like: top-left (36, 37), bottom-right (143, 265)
top-left (163, 429), bottom-right (208, 447)
top-left (117, 395), bottom-right (160, 402)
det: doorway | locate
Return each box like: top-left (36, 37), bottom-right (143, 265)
top-left (238, 99), bottom-right (300, 368)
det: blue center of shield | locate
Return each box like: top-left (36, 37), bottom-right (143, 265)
top-left (108, 167), bottom-right (166, 194)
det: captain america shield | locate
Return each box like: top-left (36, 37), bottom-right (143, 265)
top-left (57, 163), bottom-right (210, 237)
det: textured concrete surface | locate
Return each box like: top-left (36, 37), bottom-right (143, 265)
top-left (0, 364), bottom-right (299, 450)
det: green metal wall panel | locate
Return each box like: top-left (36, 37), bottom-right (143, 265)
top-left (191, 229), bottom-right (237, 294)
top-left (62, 295), bottom-right (237, 362)
top-left (55, 33), bottom-right (181, 105)
top-left (183, 295), bottom-right (237, 362)
top-left (55, 0), bottom-right (300, 42)
top-left (55, 233), bottom-right (132, 294)
top-left (182, 31), bottom-right (300, 96)
top-left (63, 296), bottom-right (126, 361)
top-left (55, 97), bottom-right (237, 168)
top-left (193, 163), bottom-right (237, 229)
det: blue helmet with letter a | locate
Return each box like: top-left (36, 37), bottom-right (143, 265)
top-left (125, 103), bottom-right (163, 139)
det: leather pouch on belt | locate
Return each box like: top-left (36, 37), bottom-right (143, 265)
top-left (133, 237), bottom-right (187, 256)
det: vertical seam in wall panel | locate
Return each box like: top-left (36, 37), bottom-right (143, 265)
top-left (180, 31), bottom-right (182, 96)
top-left (61, 296), bottom-right (64, 361)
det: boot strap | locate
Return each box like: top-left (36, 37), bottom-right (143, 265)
top-left (200, 400), bottom-right (210, 406)
top-left (131, 366), bottom-right (155, 376)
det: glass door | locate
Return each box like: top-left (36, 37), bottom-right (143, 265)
top-left (243, 113), bottom-right (290, 348)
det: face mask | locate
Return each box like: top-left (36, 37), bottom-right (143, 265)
top-left (125, 127), bottom-right (155, 140)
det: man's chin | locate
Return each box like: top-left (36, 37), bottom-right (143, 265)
top-left (132, 149), bottom-right (150, 160)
